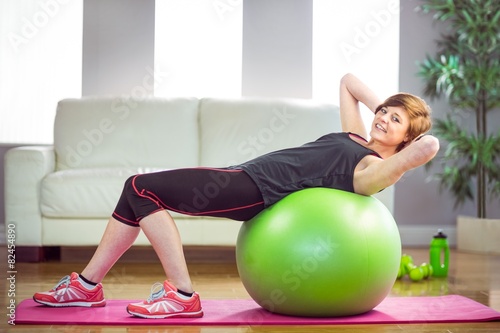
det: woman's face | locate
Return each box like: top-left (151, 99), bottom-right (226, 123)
top-left (369, 106), bottom-right (410, 147)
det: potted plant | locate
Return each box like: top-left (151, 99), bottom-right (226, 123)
top-left (417, 0), bottom-right (500, 253)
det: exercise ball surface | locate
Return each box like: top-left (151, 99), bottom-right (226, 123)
top-left (236, 188), bottom-right (401, 317)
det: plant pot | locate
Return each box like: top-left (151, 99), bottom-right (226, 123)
top-left (457, 215), bottom-right (500, 254)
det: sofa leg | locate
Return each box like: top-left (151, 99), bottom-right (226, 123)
top-left (15, 246), bottom-right (61, 262)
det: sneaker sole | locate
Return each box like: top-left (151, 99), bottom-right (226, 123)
top-left (127, 309), bottom-right (204, 319)
top-left (33, 297), bottom-right (106, 308)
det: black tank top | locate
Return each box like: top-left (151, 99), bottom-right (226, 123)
top-left (230, 132), bottom-right (382, 207)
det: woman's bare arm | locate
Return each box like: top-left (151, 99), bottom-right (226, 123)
top-left (339, 73), bottom-right (382, 138)
top-left (354, 135), bottom-right (440, 196)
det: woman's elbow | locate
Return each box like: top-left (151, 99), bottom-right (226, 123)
top-left (340, 73), bottom-right (353, 82)
top-left (421, 135), bottom-right (440, 162)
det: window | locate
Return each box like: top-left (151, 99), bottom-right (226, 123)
top-left (0, 0), bottom-right (82, 144)
top-left (154, 0), bottom-right (243, 98)
top-left (313, 0), bottom-right (400, 132)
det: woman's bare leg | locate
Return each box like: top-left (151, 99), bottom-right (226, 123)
top-left (139, 210), bottom-right (193, 293)
top-left (80, 210), bottom-right (193, 293)
top-left (80, 217), bottom-right (140, 283)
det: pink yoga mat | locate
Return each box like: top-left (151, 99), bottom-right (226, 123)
top-left (14, 295), bottom-right (500, 326)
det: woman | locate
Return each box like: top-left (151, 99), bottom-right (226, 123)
top-left (33, 73), bottom-right (439, 318)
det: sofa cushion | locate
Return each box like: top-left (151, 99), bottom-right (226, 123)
top-left (41, 167), bottom-right (202, 220)
top-left (54, 97), bottom-right (200, 171)
top-left (41, 168), bottom-right (141, 218)
top-left (198, 98), bottom-right (341, 167)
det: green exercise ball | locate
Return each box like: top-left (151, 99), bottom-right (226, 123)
top-left (236, 188), bottom-right (401, 317)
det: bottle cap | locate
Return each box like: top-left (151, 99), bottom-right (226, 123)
top-left (434, 229), bottom-right (447, 238)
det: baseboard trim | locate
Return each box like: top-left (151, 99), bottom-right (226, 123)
top-left (398, 225), bottom-right (456, 247)
top-left (0, 224), bottom-right (457, 248)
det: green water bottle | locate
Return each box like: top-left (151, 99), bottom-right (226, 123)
top-left (430, 229), bottom-right (450, 277)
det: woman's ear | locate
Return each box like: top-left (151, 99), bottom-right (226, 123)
top-left (396, 140), bottom-right (409, 152)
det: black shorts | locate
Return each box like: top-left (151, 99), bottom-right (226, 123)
top-left (112, 168), bottom-right (265, 227)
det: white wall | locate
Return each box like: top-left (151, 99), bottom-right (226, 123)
top-left (82, 0), bottom-right (155, 96)
top-left (242, 0), bottom-right (312, 98)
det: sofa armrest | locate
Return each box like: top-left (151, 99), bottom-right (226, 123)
top-left (4, 146), bottom-right (55, 246)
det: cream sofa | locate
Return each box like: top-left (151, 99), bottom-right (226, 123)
top-left (4, 97), bottom-right (394, 250)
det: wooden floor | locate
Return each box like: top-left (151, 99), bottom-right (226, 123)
top-left (2, 246), bottom-right (500, 332)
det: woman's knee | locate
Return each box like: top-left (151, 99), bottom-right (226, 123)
top-left (123, 173), bottom-right (162, 206)
top-left (123, 174), bottom-right (137, 193)
top-left (122, 174), bottom-right (145, 202)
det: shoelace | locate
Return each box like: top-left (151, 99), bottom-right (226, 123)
top-left (53, 275), bottom-right (71, 295)
top-left (147, 282), bottom-right (165, 302)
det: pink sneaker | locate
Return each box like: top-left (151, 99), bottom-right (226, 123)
top-left (127, 280), bottom-right (203, 319)
top-left (33, 272), bottom-right (106, 307)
